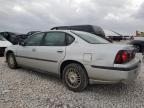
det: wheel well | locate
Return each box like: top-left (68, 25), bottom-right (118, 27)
top-left (60, 60), bottom-right (87, 79)
top-left (6, 50), bottom-right (14, 62)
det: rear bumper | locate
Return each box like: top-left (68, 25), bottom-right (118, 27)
top-left (85, 59), bottom-right (141, 84)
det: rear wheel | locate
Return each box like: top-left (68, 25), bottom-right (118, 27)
top-left (134, 45), bottom-right (141, 52)
top-left (7, 53), bottom-right (18, 69)
top-left (62, 63), bottom-right (88, 92)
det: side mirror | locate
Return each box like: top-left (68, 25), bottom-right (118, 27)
top-left (19, 41), bottom-right (25, 46)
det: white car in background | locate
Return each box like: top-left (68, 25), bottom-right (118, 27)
top-left (0, 35), bottom-right (12, 55)
top-left (5, 30), bottom-right (141, 92)
top-left (104, 29), bottom-right (123, 41)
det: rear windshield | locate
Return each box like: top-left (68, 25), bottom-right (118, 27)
top-left (0, 35), bottom-right (6, 41)
top-left (72, 31), bottom-right (109, 44)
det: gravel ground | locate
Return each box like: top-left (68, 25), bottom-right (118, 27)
top-left (0, 54), bottom-right (144, 108)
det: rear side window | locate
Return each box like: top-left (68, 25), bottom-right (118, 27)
top-left (43, 32), bottom-right (66, 46)
top-left (72, 31), bottom-right (109, 44)
top-left (66, 34), bottom-right (75, 45)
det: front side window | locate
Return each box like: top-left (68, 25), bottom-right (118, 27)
top-left (43, 32), bottom-right (66, 46)
top-left (24, 33), bottom-right (44, 46)
top-left (72, 31), bottom-right (109, 44)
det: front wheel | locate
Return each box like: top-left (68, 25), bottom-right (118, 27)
top-left (7, 53), bottom-right (18, 69)
top-left (62, 63), bottom-right (88, 92)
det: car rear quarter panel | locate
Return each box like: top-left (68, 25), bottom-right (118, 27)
top-left (63, 37), bottom-right (119, 68)
top-left (63, 38), bottom-right (94, 65)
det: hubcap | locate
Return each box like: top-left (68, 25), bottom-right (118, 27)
top-left (135, 46), bottom-right (140, 52)
top-left (68, 72), bottom-right (78, 83)
top-left (65, 68), bottom-right (81, 88)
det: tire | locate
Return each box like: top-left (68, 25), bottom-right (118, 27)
top-left (7, 53), bottom-right (18, 69)
top-left (134, 45), bottom-right (141, 52)
top-left (62, 63), bottom-right (88, 92)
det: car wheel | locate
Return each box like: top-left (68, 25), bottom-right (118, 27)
top-left (134, 45), bottom-right (141, 52)
top-left (62, 63), bottom-right (88, 92)
top-left (7, 53), bottom-right (18, 69)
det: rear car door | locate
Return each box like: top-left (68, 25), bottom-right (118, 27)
top-left (16, 32), bottom-right (45, 68)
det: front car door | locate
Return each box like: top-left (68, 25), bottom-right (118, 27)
top-left (16, 32), bottom-right (45, 68)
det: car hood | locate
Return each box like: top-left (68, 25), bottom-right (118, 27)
top-left (0, 41), bottom-right (12, 47)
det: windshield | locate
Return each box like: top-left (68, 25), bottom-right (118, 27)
top-left (72, 31), bottom-right (110, 44)
top-left (0, 35), bottom-right (6, 41)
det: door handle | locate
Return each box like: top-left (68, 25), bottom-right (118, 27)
top-left (57, 50), bottom-right (63, 53)
top-left (32, 48), bottom-right (36, 52)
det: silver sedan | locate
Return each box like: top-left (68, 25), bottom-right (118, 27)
top-left (5, 30), bottom-right (141, 92)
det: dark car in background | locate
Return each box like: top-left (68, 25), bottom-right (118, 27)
top-left (123, 35), bottom-right (133, 40)
top-left (51, 25), bottom-right (105, 37)
top-left (51, 25), bottom-right (112, 42)
top-left (129, 37), bottom-right (144, 53)
top-left (104, 30), bottom-right (123, 41)
top-left (11, 34), bottom-right (29, 45)
top-left (0, 32), bottom-right (29, 45)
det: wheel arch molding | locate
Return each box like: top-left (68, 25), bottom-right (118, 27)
top-left (59, 60), bottom-right (88, 79)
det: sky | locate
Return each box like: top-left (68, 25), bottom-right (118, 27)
top-left (0, 0), bottom-right (144, 35)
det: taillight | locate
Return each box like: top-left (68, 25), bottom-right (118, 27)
top-left (114, 50), bottom-right (135, 64)
top-left (122, 51), bottom-right (127, 62)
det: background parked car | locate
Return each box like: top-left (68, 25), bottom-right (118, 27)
top-left (123, 35), bottom-right (133, 40)
top-left (51, 25), bottom-right (112, 42)
top-left (11, 34), bottom-right (29, 45)
top-left (0, 34), bottom-right (12, 55)
top-left (27, 31), bottom-right (41, 35)
top-left (0, 32), bottom-right (21, 44)
top-left (104, 30), bottom-right (123, 41)
top-left (0, 32), bottom-right (20, 40)
top-left (0, 32), bottom-right (29, 45)
top-left (129, 37), bottom-right (144, 53)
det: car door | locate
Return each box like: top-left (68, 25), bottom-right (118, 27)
top-left (16, 32), bottom-right (45, 68)
top-left (32, 31), bottom-right (66, 74)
